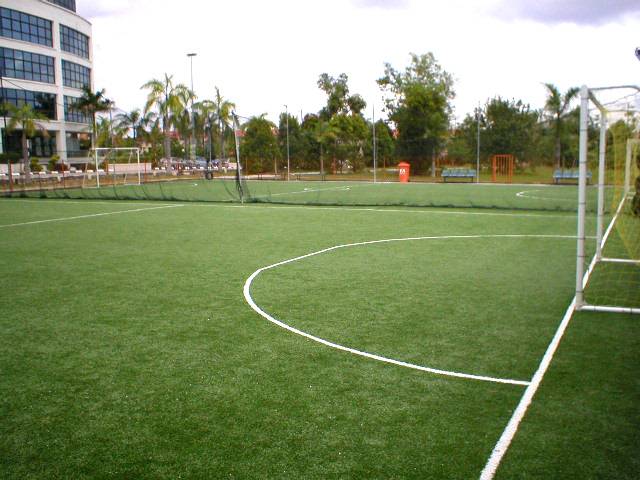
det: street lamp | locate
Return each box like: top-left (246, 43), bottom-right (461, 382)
top-left (284, 104), bottom-right (290, 181)
top-left (187, 53), bottom-right (197, 162)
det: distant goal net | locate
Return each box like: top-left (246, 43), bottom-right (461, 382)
top-left (83, 147), bottom-right (141, 188)
top-left (576, 85), bottom-right (640, 314)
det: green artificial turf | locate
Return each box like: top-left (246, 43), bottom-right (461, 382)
top-left (0, 198), bottom-right (637, 479)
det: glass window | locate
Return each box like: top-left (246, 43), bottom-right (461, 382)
top-left (64, 95), bottom-right (91, 124)
top-left (47, 0), bottom-right (76, 13)
top-left (0, 8), bottom-right (52, 47)
top-left (0, 88), bottom-right (57, 120)
top-left (59, 24), bottom-right (89, 59)
top-left (61, 60), bottom-right (90, 89)
top-left (1, 47), bottom-right (55, 84)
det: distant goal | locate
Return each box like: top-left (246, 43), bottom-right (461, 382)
top-left (84, 148), bottom-right (142, 188)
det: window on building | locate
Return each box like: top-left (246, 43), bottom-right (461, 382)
top-left (1, 47), bottom-right (55, 84)
top-left (62, 60), bottom-right (90, 89)
top-left (47, 0), bottom-right (76, 13)
top-left (0, 88), bottom-right (57, 120)
top-left (4, 130), bottom-right (57, 158)
top-left (64, 95), bottom-right (91, 124)
top-left (0, 8), bottom-right (53, 47)
top-left (59, 24), bottom-right (89, 59)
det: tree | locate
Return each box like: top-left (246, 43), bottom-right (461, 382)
top-left (543, 83), bottom-right (579, 169)
top-left (141, 74), bottom-right (190, 161)
top-left (73, 86), bottom-right (112, 150)
top-left (482, 97), bottom-right (539, 163)
top-left (3, 103), bottom-right (49, 181)
top-left (213, 87), bottom-right (236, 160)
top-left (241, 115), bottom-right (279, 174)
top-left (115, 109), bottom-right (154, 148)
top-left (377, 52), bottom-right (455, 174)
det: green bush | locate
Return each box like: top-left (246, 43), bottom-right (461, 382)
top-left (30, 157), bottom-right (42, 172)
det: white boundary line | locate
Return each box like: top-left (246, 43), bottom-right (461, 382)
top-left (0, 204), bottom-right (183, 228)
top-left (244, 234), bottom-right (577, 387)
top-left (479, 296), bottom-right (578, 479)
top-left (251, 184), bottom-right (357, 199)
top-left (189, 202), bottom-right (575, 219)
top-left (516, 189), bottom-right (577, 203)
top-left (0, 198), bottom-right (177, 207)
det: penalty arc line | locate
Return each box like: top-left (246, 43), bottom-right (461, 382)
top-left (243, 234), bottom-right (578, 387)
top-left (0, 204), bottom-right (184, 228)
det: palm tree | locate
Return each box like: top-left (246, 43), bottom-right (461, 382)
top-left (543, 83), bottom-right (579, 169)
top-left (3, 103), bottom-right (49, 181)
top-left (74, 86), bottom-right (113, 150)
top-left (213, 87), bottom-right (235, 160)
top-left (141, 74), bottom-right (190, 162)
top-left (115, 109), bottom-right (154, 147)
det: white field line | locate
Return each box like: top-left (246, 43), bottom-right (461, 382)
top-left (479, 296), bottom-right (578, 479)
top-left (244, 234), bottom-right (577, 386)
top-left (0, 198), bottom-right (177, 207)
top-left (251, 184), bottom-right (358, 199)
top-left (480, 203), bottom-right (616, 478)
top-left (0, 204), bottom-right (183, 228)
top-left (516, 190), bottom-right (576, 202)
top-left (188, 202), bottom-right (575, 219)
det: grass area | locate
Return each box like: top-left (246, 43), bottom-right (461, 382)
top-left (0, 198), bottom-right (637, 479)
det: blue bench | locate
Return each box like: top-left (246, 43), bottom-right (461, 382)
top-left (553, 169), bottom-right (592, 184)
top-left (442, 168), bottom-right (476, 182)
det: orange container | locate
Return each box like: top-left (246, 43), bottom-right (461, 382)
top-left (398, 161), bottom-right (410, 183)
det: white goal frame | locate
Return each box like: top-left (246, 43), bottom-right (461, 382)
top-left (91, 147), bottom-right (141, 188)
top-left (575, 84), bottom-right (640, 314)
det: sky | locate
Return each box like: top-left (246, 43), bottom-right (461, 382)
top-left (78, 0), bottom-right (640, 124)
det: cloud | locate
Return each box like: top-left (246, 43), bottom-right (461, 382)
top-left (492, 0), bottom-right (640, 25)
top-left (77, 0), bottom-right (131, 18)
top-left (353, 0), bottom-right (409, 9)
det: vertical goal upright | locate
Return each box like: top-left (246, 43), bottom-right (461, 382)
top-left (575, 85), bottom-right (640, 314)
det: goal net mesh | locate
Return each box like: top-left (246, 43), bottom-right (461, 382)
top-left (582, 99), bottom-right (640, 312)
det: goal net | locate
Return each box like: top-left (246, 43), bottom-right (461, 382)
top-left (576, 85), bottom-right (640, 314)
top-left (83, 148), bottom-right (142, 188)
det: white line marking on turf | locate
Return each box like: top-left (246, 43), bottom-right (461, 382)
top-left (516, 189), bottom-right (576, 202)
top-left (251, 184), bottom-right (357, 199)
top-left (189, 203), bottom-right (575, 219)
top-left (0, 204), bottom-right (183, 228)
top-left (0, 198), bottom-right (177, 207)
top-left (244, 234), bottom-right (576, 386)
top-left (479, 298), bottom-right (577, 479)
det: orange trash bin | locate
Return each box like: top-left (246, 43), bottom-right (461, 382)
top-left (398, 161), bottom-right (410, 183)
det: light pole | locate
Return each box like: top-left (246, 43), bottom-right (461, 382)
top-left (476, 103), bottom-right (481, 183)
top-left (372, 105), bottom-right (377, 183)
top-left (187, 53), bottom-right (197, 162)
top-left (284, 104), bottom-right (290, 181)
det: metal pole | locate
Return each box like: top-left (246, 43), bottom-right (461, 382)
top-left (575, 85), bottom-right (590, 310)
top-left (476, 103), bottom-right (481, 183)
top-left (284, 104), bottom-right (290, 181)
top-left (372, 105), bottom-right (377, 183)
top-left (595, 114), bottom-right (607, 260)
top-left (187, 53), bottom-right (197, 162)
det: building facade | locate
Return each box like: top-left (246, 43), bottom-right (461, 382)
top-left (0, 0), bottom-right (92, 163)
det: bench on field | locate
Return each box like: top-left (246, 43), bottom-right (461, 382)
top-left (553, 169), bottom-right (591, 184)
top-left (442, 168), bottom-right (476, 182)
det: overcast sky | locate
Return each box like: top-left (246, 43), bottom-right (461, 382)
top-left (78, 0), bottom-right (640, 124)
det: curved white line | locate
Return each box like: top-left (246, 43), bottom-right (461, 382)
top-left (516, 189), bottom-right (576, 202)
top-left (243, 234), bottom-right (576, 386)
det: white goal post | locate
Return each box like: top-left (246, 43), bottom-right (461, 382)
top-left (575, 84), bottom-right (640, 314)
top-left (91, 147), bottom-right (141, 188)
